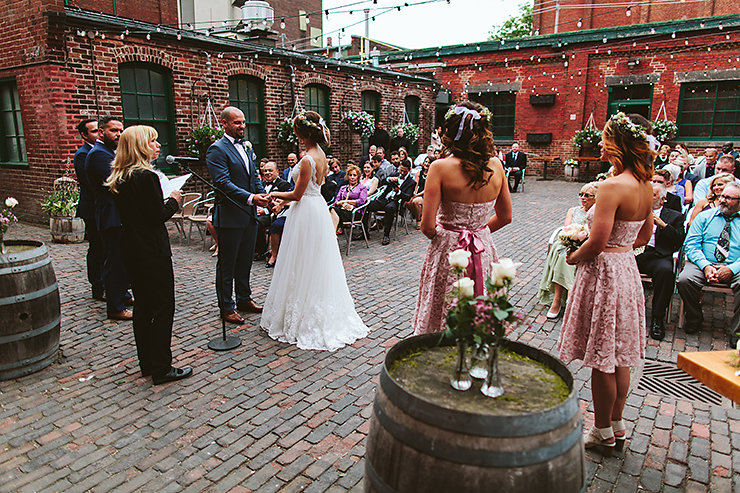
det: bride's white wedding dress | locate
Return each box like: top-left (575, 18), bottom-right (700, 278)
top-left (260, 155), bottom-right (369, 351)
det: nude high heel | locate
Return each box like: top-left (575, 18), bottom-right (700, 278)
top-left (584, 426), bottom-right (616, 457)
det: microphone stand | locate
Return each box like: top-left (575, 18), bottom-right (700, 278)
top-left (173, 159), bottom-right (248, 351)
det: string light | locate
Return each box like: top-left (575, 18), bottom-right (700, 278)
top-left (577, 18), bottom-right (583, 28)
top-left (280, 18), bottom-right (286, 29)
top-left (626, 6), bottom-right (631, 16)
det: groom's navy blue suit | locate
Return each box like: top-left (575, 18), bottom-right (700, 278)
top-left (206, 135), bottom-right (266, 313)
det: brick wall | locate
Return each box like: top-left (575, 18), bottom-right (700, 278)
top-left (0, 14), bottom-right (435, 224)
top-left (268, 0), bottom-right (322, 50)
top-left (69, 0), bottom-right (179, 26)
top-left (534, 0), bottom-right (737, 35)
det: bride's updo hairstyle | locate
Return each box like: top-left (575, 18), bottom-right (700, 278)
top-left (293, 110), bottom-right (331, 146)
top-left (441, 100), bottom-right (495, 189)
top-left (602, 112), bottom-right (656, 182)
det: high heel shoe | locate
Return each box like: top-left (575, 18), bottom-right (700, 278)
top-left (611, 420), bottom-right (627, 452)
top-left (584, 426), bottom-right (616, 457)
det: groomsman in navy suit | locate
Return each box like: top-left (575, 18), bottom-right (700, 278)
top-left (85, 116), bottom-right (133, 320)
top-left (206, 107), bottom-right (269, 324)
top-left (73, 118), bottom-right (104, 301)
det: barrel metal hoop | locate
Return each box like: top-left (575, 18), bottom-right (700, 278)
top-left (0, 283), bottom-right (59, 306)
top-left (0, 316), bottom-right (61, 344)
top-left (0, 342), bottom-right (59, 372)
top-left (0, 256), bottom-right (51, 276)
top-left (365, 458), bottom-right (399, 493)
top-left (51, 231), bottom-right (84, 236)
top-left (373, 397), bottom-right (583, 468)
top-left (0, 241), bottom-right (46, 263)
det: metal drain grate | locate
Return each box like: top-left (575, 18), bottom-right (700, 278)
top-left (637, 360), bottom-right (727, 406)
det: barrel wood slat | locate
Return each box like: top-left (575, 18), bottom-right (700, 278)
top-left (50, 216), bottom-right (85, 243)
top-left (365, 334), bottom-right (585, 493)
top-left (0, 241), bottom-right (61, 380)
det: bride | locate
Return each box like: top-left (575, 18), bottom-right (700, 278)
top-left (260, 111), bottom-right (369, 351)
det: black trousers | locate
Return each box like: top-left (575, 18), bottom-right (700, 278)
top-left (216, 223), bottom-right (257, 312)
top-left (100, 226), bottom-right (131, 314)
top-left (508, 170), bottom-right (523, 192)
top-left (84, 219), bottom-right (104, 296)
top-left (255, 213), bottom-right (272, 256)
top-left (367, 198), bottom-right (398, 236)
top-left (636, 247), bottom-right (674, 323)
top-left (124, 255), bottom-right (174, 376)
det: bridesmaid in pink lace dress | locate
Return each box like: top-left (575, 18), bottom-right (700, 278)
top-left (557, 112), bottom-right (656, 456)
top-left (413, 101), bottom-right (512, 334)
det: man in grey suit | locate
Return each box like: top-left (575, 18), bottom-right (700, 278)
top-left (206, 107), bottom-right (269, 324)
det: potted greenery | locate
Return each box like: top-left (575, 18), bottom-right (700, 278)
top-left (185, 125), bottom-right (225, 160)
top-left (390, 123), bottom-right (420, 144)
top-left (651, 120), bottom-right (678, 144)
top-left (563, 158), bottom-right (579, 179)
top-left (41, 177), bottom-right (84, 244)
top-left (572, 128), bottom-right (601, 150)
top-left (341, 110), bottom-right (375, 138)
top-left (276, 117), bottom-right (299, 149)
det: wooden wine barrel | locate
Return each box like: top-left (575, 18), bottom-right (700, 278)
top-left (0, 240), bottom-right (61, 380)
top-left (50, 216), bottom-right (85, 243)
top-left (365, 334), bottom-right (584, 493)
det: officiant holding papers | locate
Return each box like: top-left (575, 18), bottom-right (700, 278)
top-left (105, 125), bottom-right (193, 385)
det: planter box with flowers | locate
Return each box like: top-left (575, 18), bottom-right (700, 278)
top-left (563, 158), bottom-right (580, 180)
top-left (341, 110), bottom-right (375, 139)
top-left (41, 177), bottom-right (84, 244)
top-left (365, 251), bottom-right (584, 491)
top-left (390, 123), bottom-right (420, 144)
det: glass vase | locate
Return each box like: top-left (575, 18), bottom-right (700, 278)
top-left (480, 343), bottom-right (504, 398)
top-left (450, 339), bottom-right (472, 391)
top-left (469, 343), bottom-right (489, 379)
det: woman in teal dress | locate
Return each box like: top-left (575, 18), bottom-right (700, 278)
top-left (538, 182), bottom-right (598, 318)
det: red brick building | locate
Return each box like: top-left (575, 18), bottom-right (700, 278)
top-left (380, 13), bottom-right (740, 179)
top-left (0, 1), bottom-right (436, 223)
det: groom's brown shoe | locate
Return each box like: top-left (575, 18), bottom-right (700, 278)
top-left (221, 310), bottom-right (245, 324)
top-left (237, 300), bottom-right (263, 313)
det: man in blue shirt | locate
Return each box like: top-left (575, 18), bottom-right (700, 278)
top-left (692, 155), bottom-right (738, 205)
top-left (678, 182), bottom-right (740, 345)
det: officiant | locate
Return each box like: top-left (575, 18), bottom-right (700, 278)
top-left (106, 125), bottom-right (193, 386)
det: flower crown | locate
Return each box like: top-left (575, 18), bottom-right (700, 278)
top-left (295, 111), bottom-right (321, 130)
top-left (444, 105), bottom-right (492, 121)
top-left (609, 112), bottom-right (647, 141)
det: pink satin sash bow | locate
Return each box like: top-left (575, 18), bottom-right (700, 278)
top-left (442, 224), bottom-right (487, 296)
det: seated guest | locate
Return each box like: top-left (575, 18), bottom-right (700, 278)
top-left (692, 147), bottom-right (719, 180)
top-left (367, 159), bottom-right (415, 245)
top-left (360, 160), bottom-right (379, 195)
top-left (654, 145), bottom-right (671, 168)
top-left (374, 151), bottom-right (399, 184)
top-left (668, 149), bottom-right (680, 166)
top-left (255, 161), bottom-right (290, 259)
top-left (674, 155), bottom-right (696, 204)
top-left (693, 155), bottom-right (738, 204)
top-left (407, 155), bottom-right (431, 229)
top-left (504, 142), bottom-right (527, 192)
top-left (326, 157), bottom-right (347, 188)
top-left (651, 171), bottom-right (682, 212)
top-left (637, 183), bottom-right (685, 340)
top-left (689, 173), bottom-right (735, 225)
top-left (678, 182), bottom-right (740, 345)
top-left (330, 165), bottom-right (367, 235)
top-left (265, 198), bottom-right (289, 268)
top-left (360, 144), bottom-right (377, 166)
top-left (414, 145), bottom-right (436, 166)
top-left (282, 152), bottom-right (298, 188)
top-left (321, 161), bottom-right (339, 203)
top-left (538, 182), bottom-right (597, 318)
top-left (654, 168), bottom-right (685, 206)
top-left (398, 147), bottom-right (413, 169)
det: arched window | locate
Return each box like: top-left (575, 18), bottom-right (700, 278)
top-left (361, 90), bottom-right (381, 123)
top-left (118, 63), bottom-right (176, 170)
top-left (404, 95), bottom-right (421, 155)
top-left (229, 75), bottom-right (266, 159)
top-left (304, 84), bottom-right (330, 122)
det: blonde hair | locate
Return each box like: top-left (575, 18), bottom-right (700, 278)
top-left (345, 164), bottom-right (361, 182)
top-left (707, 173), bottom-right (735, 201)
top-left (106, 125), bottom-right (158, 194)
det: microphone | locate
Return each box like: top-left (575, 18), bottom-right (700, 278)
top-left (165, 155), bottom-right (200, 165)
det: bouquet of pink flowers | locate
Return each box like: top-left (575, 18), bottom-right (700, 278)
top-left (559, 223), bottom-right (589, 250)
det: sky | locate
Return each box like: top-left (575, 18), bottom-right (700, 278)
top-left (321, 0), bottom-right (522, 50)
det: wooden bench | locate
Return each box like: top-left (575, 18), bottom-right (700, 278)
top-left (529, 155), bottom-right (561, 181)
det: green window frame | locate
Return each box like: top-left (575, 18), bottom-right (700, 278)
top-left (677, 81), bottom-right (740, 140)
top-left (0, 79), bottom-right (27, 166)
top-left (304, 84), bottom-right (330, 123)
top-left (404, 95), bottom-right (420, 155)
top-left (606, 84), bottom-right (653, 120)
top-left (469, 91), bottom-right (516, 140)
top-left (361, 90), bottom-right (381, 156)
top-left (119, 63), bottom-right (176, 171)
top-left (229, 75), bottom-right (266, 160)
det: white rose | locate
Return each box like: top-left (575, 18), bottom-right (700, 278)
top-left (448, 249), bottom-right (471, 270)
top-left (452, 277), bottom-right (475, 298)
top-left (490, 258), bottom-right (521, 286)
top-left (5, 197), bottom-right (18, 208)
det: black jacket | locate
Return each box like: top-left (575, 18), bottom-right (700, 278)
top-left (504, 151), bottom-right (527, 170)
top-left (74, 142), bottom-right (94, 222)
top-left (651, 207), bottom-right (685, 258)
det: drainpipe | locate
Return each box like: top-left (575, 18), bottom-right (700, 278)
top-left (554, 0), bottom-right (560, 34)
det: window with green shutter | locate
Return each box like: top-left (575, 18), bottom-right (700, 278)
top-left (607, 84), bottom-right (652, 120)
top-left (119, 63), bottom-right (176, 171)
top-left (404, 95), bottom-right (420, 155)
top-left (305, 84), bottom-right (330, 122)
top-left (468, 92), bottom-right (516, 141)
top-left (0, 79), bottom-right (27, 166)
top-left (361, 90), bottom-right (381, 155)
top-left (229, 75), bottom-right (266, 160)
top-left (677, 81), bottom-right (740, 140)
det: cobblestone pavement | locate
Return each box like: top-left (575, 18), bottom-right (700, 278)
top-left (1, 179), bottom-right (739, 493)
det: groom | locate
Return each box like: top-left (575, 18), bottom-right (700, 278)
top-left (206, 107), bottom-right (269, 324)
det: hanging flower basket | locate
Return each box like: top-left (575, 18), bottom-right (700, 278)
top-left (341, 110), bottom-right (375, 139)
top-left (390, 123), bottom-right (420, 144)
top-left (650, 120), bottom-right (678, 144)
top-left (572, 128), bottom-right (601, 150)
top-left (276, 117), bottom-right (299, 148)
top-left (186, 125), bottom-right (224, 160)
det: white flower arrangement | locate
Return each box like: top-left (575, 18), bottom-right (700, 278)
top-left (564, 159), bottom-right (579, 168)
top-left (341, 110), bottom-right (375, 139)
top-left (610, 111), bottom-right (647, 141)
top-left (444, 105), bottom-right (493, 121)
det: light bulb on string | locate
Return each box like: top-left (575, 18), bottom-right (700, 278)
top-left (305, 14), bottom-right (310, 24)
top-left (146, 33), bottom-right (151, 40)
top-left (177, 32), bottom-right (182, 40)
top-left (626, 6), bottom-right (631, 16)
top-left (671, 31), bottom-right (676, 38)
top-left (577, 18), bottom-right (582, 28)
top-left (280, 18), bottom-right (286, 29)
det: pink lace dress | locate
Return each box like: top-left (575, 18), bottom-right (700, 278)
top-left (412, 200), bottom-right (498, 334)
top-left (557, 208), bottom-right (646, 373)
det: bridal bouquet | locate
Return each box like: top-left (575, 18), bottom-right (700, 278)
top-left (445, 250), bottom-right (524, 396)
top-left (559, 223), bottom-right (589, 250)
